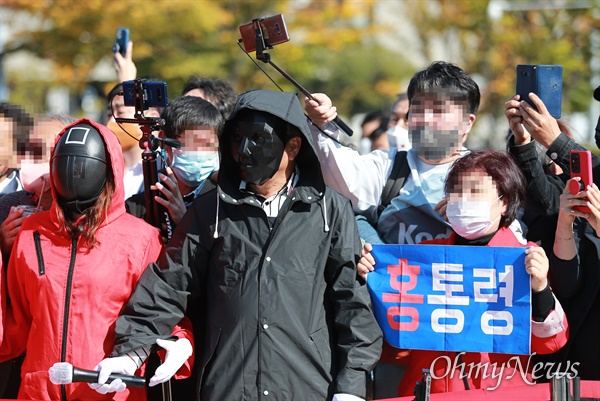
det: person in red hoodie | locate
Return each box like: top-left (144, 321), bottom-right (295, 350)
top-left (359, 149), bottom-right (569, 396)
top-left (0, 119), bottom-right (193, 400)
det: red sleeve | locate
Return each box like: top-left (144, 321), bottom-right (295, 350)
top-left (530, 293), bottom-right (569, 354)
top-left (0, 234), bottom-right (31, 362)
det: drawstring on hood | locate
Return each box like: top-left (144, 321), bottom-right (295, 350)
top-left (320, 193), bottom-right (329, 232)
top-left (213, 193), bottom-right (220, 239)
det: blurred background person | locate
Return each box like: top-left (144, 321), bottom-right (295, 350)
top-left (0, 112), bottom-right (75, 399)
top-left (358, 109), bottom-right (390, 154)
top-left (386, 92), bottom-right (411, 151)
top-left (0, 103), bottom-right (33, 197)
top-left (181, 75), bottom-right (237, 119)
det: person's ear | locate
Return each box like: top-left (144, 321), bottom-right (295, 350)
top-left (287, 137), bottom-right (302, 160)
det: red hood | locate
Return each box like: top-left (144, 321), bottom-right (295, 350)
top-left (48, 118), bottom-right (126, 229)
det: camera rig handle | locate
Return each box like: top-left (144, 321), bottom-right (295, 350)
top-left (116, 79), bottom-right (180, 243)
top-left (413, 369), bottom-right (431, 401)
top-left (251, 18), bottom-right (354, 137)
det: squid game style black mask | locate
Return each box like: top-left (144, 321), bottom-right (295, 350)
top-left (51, 123), bottom-right (107, 213)
top-left (232, 110), bottom-right (288, 186)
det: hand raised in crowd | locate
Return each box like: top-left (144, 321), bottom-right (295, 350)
top-left (504, 95), bottom-right (532, 145)
top-left (524, 246), bottom-right (549, 292)
top-left (0, 207), bottom-right (26, 258)
top-left (517, 93), bottom-right (561, 148)
top-left (304, 93), bottom-right (337, 127)
top-left (357, 242), bottom-right (375, 281)
top-left (557, 178), bottom-right (590, 228)
top-left (553, 178), bottom-right (589, 260)
top-left (113, 41), bottom-right (137, 83)
top-left (152, 166), bottom-right (187, 226)
top-left (433, 197), bottom-right (448, 222)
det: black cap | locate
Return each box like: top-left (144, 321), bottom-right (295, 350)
top-left (594, 85), bottom-right (600, 102)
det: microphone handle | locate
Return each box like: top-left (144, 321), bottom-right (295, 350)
top-left (73, 367), bottom-right (146, 388)
top-left (333, 116), bottom-right (354, 137)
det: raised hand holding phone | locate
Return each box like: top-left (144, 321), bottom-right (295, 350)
top-left (569, 149), bottom-right (593, 213)
top-left (112, 28), bottom-right (136, 82)
top-left (516, 64), bottom-right (562, 119)
top-left (112, 28), bottom-right (129, 58)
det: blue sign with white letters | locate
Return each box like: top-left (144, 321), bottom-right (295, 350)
top-left (367, 244), bottom-right (531, 355)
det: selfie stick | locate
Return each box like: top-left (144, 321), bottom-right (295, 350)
top-left (116, 79), bottom-right (179, 242)
top-left (251, 19), bottom-right (354, 136)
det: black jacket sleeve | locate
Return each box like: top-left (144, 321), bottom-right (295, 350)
top-left (113, 203), bottom-right (209, 355)
top-left (325, 195), bottom-right (383, 398)
top-left (508, 137), bottom-right (566, 215)
top-left (545, 132), bottom-right (600, 174)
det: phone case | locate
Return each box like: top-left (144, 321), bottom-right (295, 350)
top-left (113, 28), bottom-right (129, 57)
top-left (569, 149), bottom-right (593, 213)
top-left (239, 15), bottom-right (289, 53)
top-left (516, 65), bottom-right (562, 119)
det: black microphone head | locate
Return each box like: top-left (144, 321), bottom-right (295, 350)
top-left (48, 362), bottom-right (74, 385)
top-left (594, 85), bottom-right (600, 102)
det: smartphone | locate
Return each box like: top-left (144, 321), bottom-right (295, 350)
top-left (112, 27), bottom-right (129, 57)
top-left (516, 64), bottom-right (563, 119)
top-left (569, 149), bottom-right (593, 213)
top-left (123, 80), bottom-right (168, 109)
top-left (239, 14), bottom-right (290, 53)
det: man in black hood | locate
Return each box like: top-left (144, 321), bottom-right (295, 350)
top-left (91, 90), bottom-right (383, 401)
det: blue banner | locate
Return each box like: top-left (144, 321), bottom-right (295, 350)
top-left (368, 244), bottom-right (531, 355)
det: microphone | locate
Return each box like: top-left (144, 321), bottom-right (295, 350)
top-left (48, 362), bottom-right (146, 388)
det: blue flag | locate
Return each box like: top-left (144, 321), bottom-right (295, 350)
top-left (367, 244), bottom-right (531, 355)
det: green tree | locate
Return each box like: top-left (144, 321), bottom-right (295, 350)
top-left (1, 0), bottom-right (413, 117)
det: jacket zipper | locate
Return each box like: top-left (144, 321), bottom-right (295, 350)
top-left (256, 197), bottom-right (297, 399)
top-left (60, 236), bottom-right (78, 401)
top-left (33, 231), bottom-right (45, 276)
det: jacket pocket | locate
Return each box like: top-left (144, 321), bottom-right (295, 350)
top-left (21, 370), bottom-right (52, 400)
top-left (310, 326), bottom-right (332, 373)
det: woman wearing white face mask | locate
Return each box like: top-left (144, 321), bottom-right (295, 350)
top-left (358, 149), bottom-right (569, 396)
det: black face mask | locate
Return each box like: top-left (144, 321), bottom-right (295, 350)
top-left (409, 126), bottom-right (461, 161)
top-left (51, 123), bottom-right (107, 213)
top-left (232, 112), bottom-right (286, 186)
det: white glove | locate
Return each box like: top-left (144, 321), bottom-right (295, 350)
top-left (88, 355), bottom-right (138, 394)
top-left (332, 394), bottom-right (364, 401)
top-left (148, 338), bottom-right (193, 387)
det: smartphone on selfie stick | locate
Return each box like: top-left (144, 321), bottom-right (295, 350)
top-left (238, 15), bottom-right (354, 137)
top-left (569, 149), bottom-right (593, 213)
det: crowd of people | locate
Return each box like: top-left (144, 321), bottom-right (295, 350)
top-left (0, 35), bottom-right (599, 401)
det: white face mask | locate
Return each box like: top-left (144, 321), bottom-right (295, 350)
top-left (20, 159), bottom-right (50, 195)
top-left (358, 137), bottom-right (372, 155)
top-left (387, 125), bottom-right (411, 150)
top-left (446, 196), bottom-right (503, 240)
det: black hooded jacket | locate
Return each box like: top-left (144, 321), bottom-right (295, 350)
top-left (113, 90), bottom-right (383, 400)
